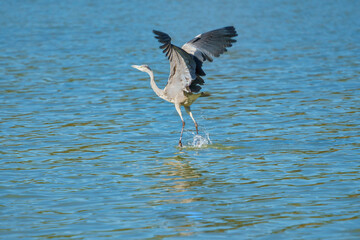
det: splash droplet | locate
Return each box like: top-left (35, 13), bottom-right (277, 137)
top-left (190, 132), bottom-right (212, 148)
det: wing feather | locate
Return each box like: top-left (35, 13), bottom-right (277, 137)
top-left (153, 30), bottom-right (197, 95)
top-left (152, 27), bottom-right (237, 95)
top-left (182, 26), bottom-right (237, 62)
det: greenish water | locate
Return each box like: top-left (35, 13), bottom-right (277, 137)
top-left (1, 0), bottom-right (360, 239)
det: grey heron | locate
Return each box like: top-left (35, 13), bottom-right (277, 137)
top-left (132, 26), bottom-right (237, 147)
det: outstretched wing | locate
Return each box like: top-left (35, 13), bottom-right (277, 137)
top-left (153, 30), bottom-right (197, 95)
top-left (182, 26), bottom-right (237, 62)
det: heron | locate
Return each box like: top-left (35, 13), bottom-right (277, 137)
top-left (132, 26), bottom-right (237, 147)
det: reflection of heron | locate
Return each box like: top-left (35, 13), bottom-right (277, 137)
top-left (132, 26), bottom-right (237, 147)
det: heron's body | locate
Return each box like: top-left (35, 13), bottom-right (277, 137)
top-left (164, 91), bottom-right (202, 106)
top-left (132, 26), bottom-right (237, 147)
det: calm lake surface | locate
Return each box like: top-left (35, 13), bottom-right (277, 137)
top-left (1, 0), bottom-right (360, 239)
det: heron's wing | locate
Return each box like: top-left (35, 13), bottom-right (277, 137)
top-left (182, 26), bottom-right (237, 62)
top-left (153, 30), bottom-right (197, 94)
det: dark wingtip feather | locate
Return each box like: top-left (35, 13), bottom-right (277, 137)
top-left (189, 76), bottom-right (205, 93)
top-left (189, 84), bottom-right (202, 93)
top-left (153, 30), bottom-right (171, 43)
top-left (224, 26), bottom-right (236, 31)
top-left (153, 30), bottom-right (173, 59)
top-left (224, 26), bottom-right (238, 38)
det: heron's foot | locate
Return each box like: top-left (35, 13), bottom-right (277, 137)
top-left (178, 140), bottom-right (183, 148)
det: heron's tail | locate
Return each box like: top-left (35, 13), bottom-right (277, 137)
top-left (200, 92), bottom-right (211, 97)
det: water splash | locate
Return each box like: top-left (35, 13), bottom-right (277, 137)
top-left (187, 132), bottom-right (212, 148)
top-left (183, 114), bottom-right (212, 148)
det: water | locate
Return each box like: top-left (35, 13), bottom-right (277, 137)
top-left (1, 0), bottom-right (359, 239)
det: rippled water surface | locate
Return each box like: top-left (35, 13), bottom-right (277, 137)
top-left (1, 0), bottom-right (360, 239)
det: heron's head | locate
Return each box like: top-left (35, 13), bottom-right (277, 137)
top-left (131, 64), bottom-right (152, 72)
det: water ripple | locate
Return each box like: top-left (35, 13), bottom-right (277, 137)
top-left (1, 0), bottom-right (360, 239)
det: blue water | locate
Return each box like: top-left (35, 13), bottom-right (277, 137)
top-left (1, 0), bottom-right (360, 239)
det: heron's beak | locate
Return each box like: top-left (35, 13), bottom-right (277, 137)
top-left (131, 65), bottom-right (141, 70)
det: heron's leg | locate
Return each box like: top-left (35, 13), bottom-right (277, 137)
top-left (185, 106), bottom-right (198, 134)
top-left (175, 103), bottom-right (185, 147)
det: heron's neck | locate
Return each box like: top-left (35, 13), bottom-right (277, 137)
top-left (147, 70), bottom-right (165, 99)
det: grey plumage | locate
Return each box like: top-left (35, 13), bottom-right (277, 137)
top-left (182, 26), bottom-right (237, 62)
top-left (132, 26), bottom-right (237, 147)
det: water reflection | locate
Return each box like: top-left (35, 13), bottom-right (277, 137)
top-left (149, 156), bottom-right (205, 204)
